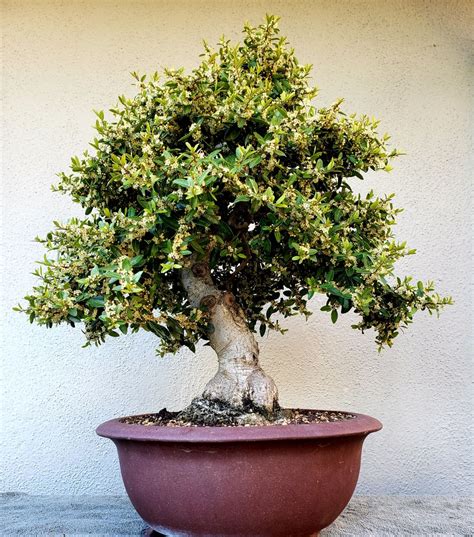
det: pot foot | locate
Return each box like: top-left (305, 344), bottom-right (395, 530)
top-left (141, 529), bottom-right (320, 537)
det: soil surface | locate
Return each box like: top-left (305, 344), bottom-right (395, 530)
top-left (121, 398), bottom-right (355, 427)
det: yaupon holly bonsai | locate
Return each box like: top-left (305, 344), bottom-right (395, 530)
top-left (18, 16), bottom-right (451, 421)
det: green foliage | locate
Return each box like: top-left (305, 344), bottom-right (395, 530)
top-left (17, 15), bottom-right (451, 354)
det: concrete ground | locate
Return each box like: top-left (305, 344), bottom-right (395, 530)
top-left (0, 493), bottom-right (472, 536)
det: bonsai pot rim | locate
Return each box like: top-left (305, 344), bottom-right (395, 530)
top-left (96, 410), bottom-right (382, 443)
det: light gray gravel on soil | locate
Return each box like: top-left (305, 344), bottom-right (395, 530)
top-left (0, 493), bottom-right (472, 536)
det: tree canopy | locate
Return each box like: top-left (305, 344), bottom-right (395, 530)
top-left (18, 15), bottom-right (451, 355)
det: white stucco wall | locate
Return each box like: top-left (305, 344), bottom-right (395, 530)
top-left (1, 0), bottom-right (472, 496)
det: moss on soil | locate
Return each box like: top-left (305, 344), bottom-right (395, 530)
top-left (121, 398), bottom-right (355, 427)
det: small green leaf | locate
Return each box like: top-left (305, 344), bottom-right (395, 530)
top-left (248, 156), bottom-right (262, 168)
top-left (173, 178), bottom-right (191, 188)
top-left (87, 297), bottom-right (104, 308)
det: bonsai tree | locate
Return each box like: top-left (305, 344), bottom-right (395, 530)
top-left (18, 16), bottom-right (451, 421)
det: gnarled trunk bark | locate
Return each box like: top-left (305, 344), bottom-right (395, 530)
top-left (182, 260), bottom-right (278, 413)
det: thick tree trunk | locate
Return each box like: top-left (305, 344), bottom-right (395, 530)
top-left (182, 260), bottom-right (278, 412)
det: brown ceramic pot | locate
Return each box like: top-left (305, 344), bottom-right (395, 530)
top-left (97, 411), bottom-right (382, 537)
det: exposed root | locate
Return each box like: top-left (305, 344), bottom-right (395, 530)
top-left (176, 397), bottom-right (274, 426)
